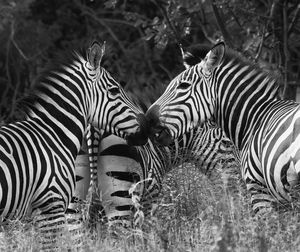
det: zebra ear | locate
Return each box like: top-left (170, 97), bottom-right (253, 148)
top-left (203, 42), bottom-right (225, 72)
top-left (88, 41), bottom-right (106, 69)
top-left (181, 44), bottom-right (212, 69)
top-left (180, 45), bottom-right (193, 69)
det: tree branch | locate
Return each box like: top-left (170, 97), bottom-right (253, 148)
top-left (254, 26), bottom-right (266, 61)
top-left (209, 0), bottom-right (234, 48)
top-left (282, 0), bottom-right (289, 99)
top-left (288, 3), bottom-right (300, 37)
top-left (196, 13), bottom-right (216, 44)
top-left (75, 1), bottom-right (128, 57)
top-left (10, 21), bottom-right (29, 61)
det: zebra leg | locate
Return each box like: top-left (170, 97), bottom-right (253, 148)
top-left (33, 147), bottom-right (91, 251)
top-left (239, 142), bottom-right (274, 215)
top-left (32, 210), bottom-right (67, 251)
top-left (33, 208), bottom-right (87, 250)
top-left (63, 145), bottom-right (91, 248)
top-left (65, 198), bottom-right (87, 250)
top-left (65, 211), bottom-right (86, 250)
top-left (245, 176), bottom-right (275, 215)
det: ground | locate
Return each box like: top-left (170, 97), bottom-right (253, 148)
top-left (1, 161), bottom-right (300, 251)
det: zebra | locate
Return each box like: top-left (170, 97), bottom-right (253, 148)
top-left (0, 40), bottom-right (148, 249)
top-left (84, 45), bottom-right (239, 228)
top-left (63, 125), bottom-right (102, 248)
top-left (145, 41), bottom-right (300, 215)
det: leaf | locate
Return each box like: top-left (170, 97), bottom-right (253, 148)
top-left (144, 28), bottom-right (155, 41)
top-left (104, 0), bottom-right (118, 9)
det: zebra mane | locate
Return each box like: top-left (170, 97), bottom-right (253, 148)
top-left (221, 47), bottom-right (281, 95)
top-left (35, 45), bottom-right (88, 83)
top-left (16, 44), bottom-right (90, 119)
top-left (183, 43), bottom-right (281, 96)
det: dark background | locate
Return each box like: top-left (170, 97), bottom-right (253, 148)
top-left (0, 0), bottom-right (299, 122)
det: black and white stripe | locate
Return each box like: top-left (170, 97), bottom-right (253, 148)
top-left (87, 121), bottom-right (238, 227)
top-left (146, 42), bottom-right (300, 214)
top-left (0, 41), bottom-right (146, 249)
top-left (85, 46), bottom-right (239, 227)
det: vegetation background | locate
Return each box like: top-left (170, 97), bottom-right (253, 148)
top-left (0, 0), bottom-right (300, 251)
top-left (0, 0), bottom-right (299, 121)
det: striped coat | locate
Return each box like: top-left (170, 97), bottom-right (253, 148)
top-left (145, 42), bottom-right (299, 214)
top-left (0, 41), bottom-right (147, 248)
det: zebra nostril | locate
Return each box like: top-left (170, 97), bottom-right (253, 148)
top-left (149, 126), bottom-right (173, 146)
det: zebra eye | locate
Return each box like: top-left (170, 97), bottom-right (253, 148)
top-left (178, 82), bottom-right (191, 89)
top-left (109, 87), bottom-right (119, 95)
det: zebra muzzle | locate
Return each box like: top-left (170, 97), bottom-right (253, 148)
top-left (151, 125), bottom-right (173, 146)
top-left (126, 113), bottom-right (149, 146)
top-left (145, 105), bottom-right (173, 145)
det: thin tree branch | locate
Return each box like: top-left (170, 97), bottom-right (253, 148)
top-left (5, 32), bottom-right (12, 88)
top-left (282, 0), bottom-right (289, 99)
top-left (137, 27), bottom-right (157, 82)
top-left (101, 18), bottom-right (136, 27)
top-left (288, 3), bottom-right (300, 37)
top-left (255, 0), bottom-right (269, 9)
top-left (227, 7), bottom-right (244, 32)
top-left (98, 19), bottom-right (128, 55)
top-left (10, 21), bottom-right (29, 61)
top-left (235, 7), bottom-right (272, 20)
top-left (209, 0), bottom-right (234, 48)
top-left (158, 63), bottom-right (172, 80)
top-left (4, 21), bottom-right (18, 121)
top-left (254, 26), bottom-right (266, 61)
top-left (75, 1), bottom-right (129, 57)
top-left (197, 13), bottom-right (215, 44)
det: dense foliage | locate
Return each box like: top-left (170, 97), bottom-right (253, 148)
top-left (0, 0), bottom-right (299, 121)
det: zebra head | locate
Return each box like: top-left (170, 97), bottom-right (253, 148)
top-left (146, 42), bottom-right (225, 145)
top-left (86, 41), bottom-right (148, 146)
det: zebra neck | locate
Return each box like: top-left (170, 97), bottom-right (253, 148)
top-left (25, 79), bottom-right (87, 159)
top-left (214, 60), bottom-right (279, 150)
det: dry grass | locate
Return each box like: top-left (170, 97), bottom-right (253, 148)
top-left (2, 160), bottom-right (300, 251)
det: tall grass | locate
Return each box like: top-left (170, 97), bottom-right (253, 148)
top-left (1, 160), bottom-right (300, 251)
